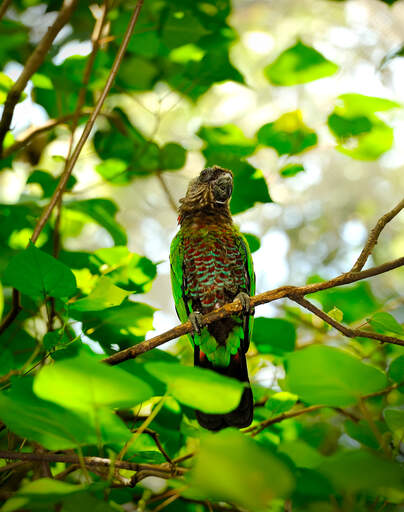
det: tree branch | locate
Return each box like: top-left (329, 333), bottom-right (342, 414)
top-left (0, 0), bottom-right (78, 156)
top-left (156, 171), bottom-right (178, 213)
top-left (103, 256), bottom-right (404, 365)
top-left (0, 0), bottom-right (12, 22)
top-left (246, 381), bottom-right (401, 437)
top-left (351, 197), bottom-right (404, 272)
top-left (0, 450), bottom-right (186, 476)
top-left (290, 296), bottom-right (404, 346)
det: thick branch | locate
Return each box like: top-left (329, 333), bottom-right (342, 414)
top-left (351, 197), bottom-right (404, 272)
top-left (103, 257), bottom-right (404, 365)
top-left (0, 0), bottom-right (78, 155)
top-left (0, 450), bottom-right (186, 475)
top-left (291, 296), bottom-right (404, 346)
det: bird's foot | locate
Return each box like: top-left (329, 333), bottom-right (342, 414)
top-left (189, 311), bottom-right (204, 335)
top-left (234, 292), bottom-right (254, 315)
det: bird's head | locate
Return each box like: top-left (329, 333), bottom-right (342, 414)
top-left (178, 166), bottom-right (233, 221)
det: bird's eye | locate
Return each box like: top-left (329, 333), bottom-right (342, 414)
top-left (199, 169), bottom-right (210, 182)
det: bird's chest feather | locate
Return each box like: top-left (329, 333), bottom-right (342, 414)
top-left (183, 224), bottom-right (245, 308)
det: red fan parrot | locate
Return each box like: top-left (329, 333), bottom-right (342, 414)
top-left (170, 165), bottom-right (255, 430)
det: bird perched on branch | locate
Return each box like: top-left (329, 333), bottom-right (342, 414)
top-left (170, 165), bottom-right (255, 430)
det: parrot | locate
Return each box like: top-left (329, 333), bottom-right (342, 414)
top-left (170, 165), bottom-right (255, 430)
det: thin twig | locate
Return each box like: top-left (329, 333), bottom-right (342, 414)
top-left (0, 0), bottom-right (12, 22)
top-left (246, 383), bottom-right (400, 436)
top-left (142, 428), bottom-right (173, 465)
top-left (0, 450), bottom-right (186, 475)
top-left (246, 405), bottom-right (324, 436)
top-left (0, 289), bottom-right (21, 336)
top-left (351, 197), bottom-right (404, 272)
top-left (0, 0), bottom-right (79, 155)
top-left (156, 172), bottom-right (178, 213)
top-left (3, 110), bottom-right (118, 158)
top-left (103, 256), bottom-right (404, 365)
top-left (290, 296), bottom-right (404, 346)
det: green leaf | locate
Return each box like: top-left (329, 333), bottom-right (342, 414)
top-left (310, 281), bottom-right (379, 324)
top-left (230, 160), bottom-right (272, 215)
top-left (189, 430), bottom-right (294, 509)
top-left (264, 41), bottom-right (338, 85)
top-left (265, 391), bottom-right (298, 416)
top-left (328, 94), bottom-right (400, 161)
top-left (0, 279), bottom-right (3, 321)
top-left (92, 246), bottom-right (157, 294)
top-left (383, 407), bottom-right (404, 437)
top-left (94, 159), bottom-right (130, 185)
top-left (242, 233), bottom-right (260, 253)
top-left (327, 306), bottom-right (344, 323)
top-left (144, 361), bottom-right (244, 414)
top-left (285, 345), bottom-right (387, 406)
top-left (117, 55), bottom-right (158, 91)
top-left (320, 450), bottom-right (404, 494)
top-left (34, 350), bottom-right (154, 411)
top-left (27, 170), bottom-right (76, 197)
top-left (198, 124), bottom-right (257, 159)
top-left (368, 312), bottom-right (404, 335)
top-left (64, 199), bottom-right (127, 246)
top-left (73, 301), bottom-right (155, 352)
top-left (162, 9), bottom-right (210, 49)
top-left (2, 478), bottom-right (84, 512)
top-left (160, 142), bottom-right (186, 170)
top-left (280, 163), bottom-right (305, 177)
top-left (70, 276), bottom-right (132, 312)
top-left (257, 111), bottom-right (317, 156)
top-left (278, 439), bottom-right (325, 469)
top-left (253, 318), bottom-right (296, 355)
top-left (344, 419), bottom-right (382, 450)
top-left (0, 379), bottom-right (99, 450)
top-left (0, 72), bottom-right (14, 104)
top-left (4, 243), bottom-right (77, 298)
top-left (388, 354), bottom-right (404, 383)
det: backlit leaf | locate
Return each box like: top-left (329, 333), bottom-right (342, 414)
top-left (253, 317), bottom-right (296, 355)
top-left (4, 243), bottom-right (76, 298)
top-left (189, 430), bottom-right (294, 509)
top-left (264, 41), bottom-right (338, 85)
top-left (285, 345), bottom-right (387, 406)
top-left (70, 276), bottom-right (131, 312)
top-left (145, 361), bottom-right (244, 413)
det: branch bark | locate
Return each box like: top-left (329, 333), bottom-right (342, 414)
top-left (0, 0), bottom-right (12, 22)
top-left (0, 0), bottom-right (78, 156)
top-left (103, 256), bottom-right (404, 365)
top-left (0, 450), bottom-right (186, 476)
top-left (291, 295), bottom-right (404, 346)
top-left (350, 197), bottom-right (404, 272)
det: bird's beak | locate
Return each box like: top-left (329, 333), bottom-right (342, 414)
top-left (213, 174), bottom-right (233, 204)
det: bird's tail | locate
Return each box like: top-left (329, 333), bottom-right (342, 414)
top-left (194, 347), bottom-right (253, 431)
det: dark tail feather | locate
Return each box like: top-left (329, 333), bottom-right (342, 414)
top-left (194, 348), bottom-right (253, 431)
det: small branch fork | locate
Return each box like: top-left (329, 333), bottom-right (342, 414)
top-left (104, 254), bottom-right (404, 365)
top-left (103, 196), bottom-right (403, 365)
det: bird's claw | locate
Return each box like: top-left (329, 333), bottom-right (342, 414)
top-left (189, 311), bottom-right (204, 335)
top-left (234, 292), bottom-right (254, 315)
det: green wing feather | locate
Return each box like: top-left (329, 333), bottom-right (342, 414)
top-left (169, 231), bottom-right (189, 325)
top-left (234, 229), bottom-right (256, 346)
